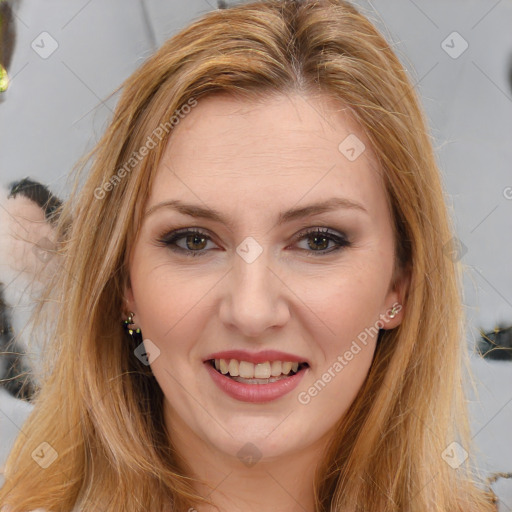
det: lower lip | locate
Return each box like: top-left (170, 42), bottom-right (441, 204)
top-left (205, 361), bottom-right (308, 403)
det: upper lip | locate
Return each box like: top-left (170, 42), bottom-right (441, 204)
top-left (204, 349), bottom-right (310, 365)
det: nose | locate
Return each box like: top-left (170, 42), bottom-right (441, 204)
top-left (219, 245), bottom-right (290, 339)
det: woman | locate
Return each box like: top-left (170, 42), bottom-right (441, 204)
top-left (0, 0), bottom-right (497, 510)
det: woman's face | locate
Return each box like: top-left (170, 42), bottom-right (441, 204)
top-left (125, 92), bottom-right (407, 462)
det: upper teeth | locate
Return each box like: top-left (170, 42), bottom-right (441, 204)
top-left (214, 359), bottom-right (300, 379)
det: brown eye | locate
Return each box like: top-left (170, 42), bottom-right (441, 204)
top-left (294, 227), bottom-right (351, 256)
top-left (157, 228), bottom-right (216, 257)
top-left (306, 233), bottom-right (330, 251)
top-left (184, 233), bottom-right (208, 251)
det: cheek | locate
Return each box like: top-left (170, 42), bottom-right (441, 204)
top-left (297, 267), bottom-right (385, 416)
top-left (301, 259), bottom-right (389, 328)
top-left (129, 249), bottom-right (178, 336)
top-left (129, 247), bottom-right (214, 349)
top-left (297, 256), bottom-right (392, 380)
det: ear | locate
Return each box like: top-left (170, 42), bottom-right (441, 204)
top-left (122, 275), bottom-right (136, 319)
top-left (381, 263), bottom-right (411, 330)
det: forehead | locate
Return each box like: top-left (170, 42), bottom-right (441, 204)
top-left (148, 92), bottom-right (385, 217)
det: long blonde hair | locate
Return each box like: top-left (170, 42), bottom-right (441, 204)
top-left (0, 1), bottom-right (496, 510)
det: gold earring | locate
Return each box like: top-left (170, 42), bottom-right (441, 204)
top-left (389, 305), bottom-right (400, 319)
top-left (0, 64), bottom-right (9, 93)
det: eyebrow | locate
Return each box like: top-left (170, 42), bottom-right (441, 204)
top-left (144, 197), bottom-right (368, 225)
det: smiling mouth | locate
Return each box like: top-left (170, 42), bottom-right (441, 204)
top-left (207, 358), bottom-right (309, 384)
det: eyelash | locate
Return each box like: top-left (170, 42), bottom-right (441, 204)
top-left (156, 227), bottom-right (351, 258)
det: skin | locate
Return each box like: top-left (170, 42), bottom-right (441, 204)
top-left (124, 92), bottom-right (409, 512)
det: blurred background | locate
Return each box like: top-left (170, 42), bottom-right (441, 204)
top-left (0, 0), bottom-right (511, 508)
